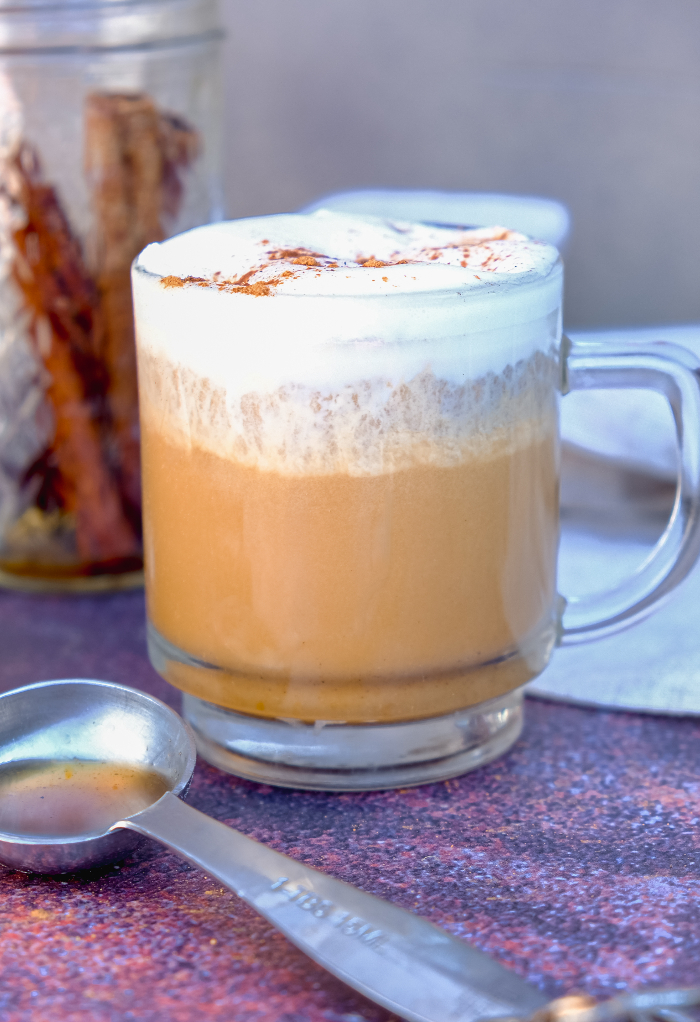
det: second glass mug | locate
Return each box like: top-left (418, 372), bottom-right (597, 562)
top-left (132, 217), bottom-right (700, 790)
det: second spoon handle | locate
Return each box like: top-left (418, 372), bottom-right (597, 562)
top-left (116, 792), bottom-right (546, 1022)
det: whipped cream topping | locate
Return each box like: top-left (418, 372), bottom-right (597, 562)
top-left (136, 209), bottom-right (559, 297)
top-left (133, 211), bottom-right (563, 385)
top-left (133, 211), bottom-right (563, 475)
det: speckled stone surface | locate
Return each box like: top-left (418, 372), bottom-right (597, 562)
top-left (0, 588), bottom-right (699, 1022)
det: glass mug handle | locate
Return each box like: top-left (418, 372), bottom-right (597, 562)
top-left (558, 335), bottom-right (700, 645)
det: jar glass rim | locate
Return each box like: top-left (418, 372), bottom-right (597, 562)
top-left (0, 0), bottom-right (221, 50)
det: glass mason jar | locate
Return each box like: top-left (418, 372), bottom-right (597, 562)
top-left (0, 0), bottom-right (223, 591)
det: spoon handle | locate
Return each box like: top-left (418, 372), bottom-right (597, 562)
top-left (116, 792), bottom-right (546, 1022)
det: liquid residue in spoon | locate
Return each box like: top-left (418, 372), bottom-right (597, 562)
top-left (0, 760), bottom-right (169, 837)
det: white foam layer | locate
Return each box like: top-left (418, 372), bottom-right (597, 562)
top-left (133, 212), bottom-right (563, 474)
top-left (133, 211), bottom-right (562, 391)
top-left (139, 353), bottom-right (559, 476)
top-left (136, 209), bottom-right (559, 292)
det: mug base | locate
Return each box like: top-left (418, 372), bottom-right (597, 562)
top-left (181, 689), bottom-right (524, 791)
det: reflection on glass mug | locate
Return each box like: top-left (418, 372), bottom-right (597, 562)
top-left (132, 212), bottom-right (700, 790)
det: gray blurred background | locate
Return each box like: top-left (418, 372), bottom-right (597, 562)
top-left (220, 0), bottom-right (700, 330)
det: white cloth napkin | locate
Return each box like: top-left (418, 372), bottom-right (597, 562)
top-left (529, 525), bottom-right (700, 715)
top-left (298, 189), bottom-right (571, 249)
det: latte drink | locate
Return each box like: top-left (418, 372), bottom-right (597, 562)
top-left (133, 211), bottom-right (563, 781)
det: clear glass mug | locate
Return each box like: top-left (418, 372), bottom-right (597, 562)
top-left (133, 219), bottom-right (700, 790)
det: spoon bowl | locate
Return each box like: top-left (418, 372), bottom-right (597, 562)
top-left (0, 679), bottom-right (195, 873)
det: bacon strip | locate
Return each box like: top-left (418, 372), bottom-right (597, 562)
top-left (84, 93), bottom-right (200, 521)
top-left (9, 143), bottom-right (139, 563)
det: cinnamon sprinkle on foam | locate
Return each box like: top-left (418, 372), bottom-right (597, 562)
top-left (144, 212), bottom-right (559, 300)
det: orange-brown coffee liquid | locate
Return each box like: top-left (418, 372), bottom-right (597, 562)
top-left (0, 760), bottom-right (168, 837)
top-left (142, 401), bottom-right (559, 723)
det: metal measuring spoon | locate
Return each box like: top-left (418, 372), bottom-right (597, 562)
top-left (0, 678), bottom-right (548, 1022)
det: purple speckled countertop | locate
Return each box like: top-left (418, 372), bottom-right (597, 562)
top-left (0, 587), bottom-right (699, 1022)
